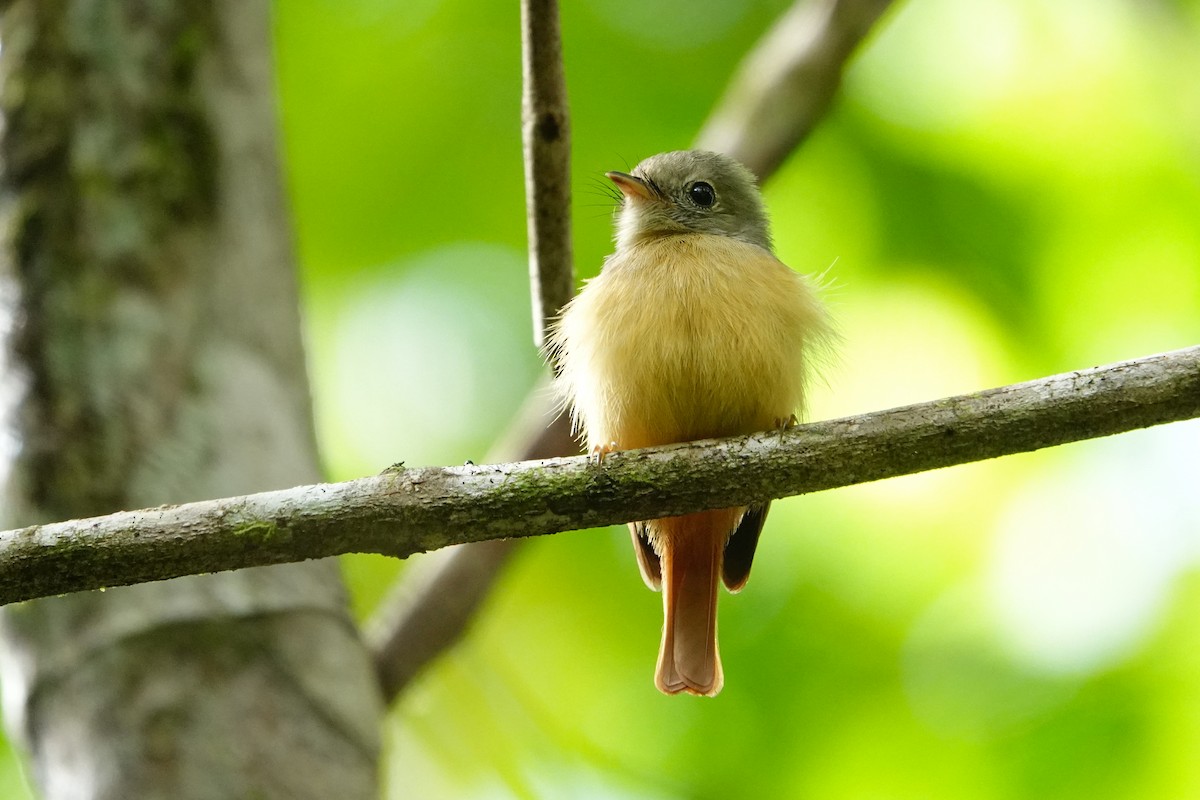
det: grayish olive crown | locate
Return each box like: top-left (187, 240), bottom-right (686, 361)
top-left (615, 150), bottom-right (773, 253)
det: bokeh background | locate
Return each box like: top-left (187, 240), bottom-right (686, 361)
top-left (5, 0), bottom-right (1200, 797)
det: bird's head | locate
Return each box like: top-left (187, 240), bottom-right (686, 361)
top-left (607, 150), bottom-right (772, 253)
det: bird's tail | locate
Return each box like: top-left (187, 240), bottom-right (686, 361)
top-left (654, 508), bottom-right (742, 697)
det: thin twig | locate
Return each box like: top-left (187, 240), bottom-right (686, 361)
top-left (1, 346), bottom-right (1196, 607)
top-left (521, 0), bottom-right (574, 348)
top-left (696, 0), bottom-right (895, 179)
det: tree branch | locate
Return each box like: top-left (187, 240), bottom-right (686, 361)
top-left (696, 0), bottom-right (895, 178)
top-left (1, 346), bottom-right (1196, 607)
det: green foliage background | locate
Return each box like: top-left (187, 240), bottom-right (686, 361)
top-left (5, 0), bottom-right (1200, 797)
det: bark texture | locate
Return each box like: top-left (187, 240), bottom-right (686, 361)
top-left (0, 2), bottom-right (381, 798)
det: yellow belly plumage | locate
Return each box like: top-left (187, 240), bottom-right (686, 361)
top-left (552, 232), bottom-right (828, 450)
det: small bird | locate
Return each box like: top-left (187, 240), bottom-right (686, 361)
top-left (548, 150), bottom-right (831, 696)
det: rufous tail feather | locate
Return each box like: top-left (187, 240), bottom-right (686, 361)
top-left (653, 508), bottom-right (742, 697)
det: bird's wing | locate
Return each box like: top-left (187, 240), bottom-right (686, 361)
top-left (629, 522), bottom-right (662, 591)
top-left (721, 503), bottom-right (769, 592)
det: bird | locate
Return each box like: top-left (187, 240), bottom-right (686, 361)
top-left (547, 150), bottom-right (831, 696)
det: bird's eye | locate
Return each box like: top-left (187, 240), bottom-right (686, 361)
top-left (688, 181), bottom-right (716, 208)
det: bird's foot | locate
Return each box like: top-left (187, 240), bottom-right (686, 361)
top-left (773, 413), bottom-right (799, 431)
top-left (589, 441), bottom-right (619, 466)
top-left (773, 414), bottom-right (799, 443)
top-left (590, 441), bottom-right (619, 465)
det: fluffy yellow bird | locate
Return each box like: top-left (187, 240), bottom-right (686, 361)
top-left (548, 150), bottom-right (831, 696)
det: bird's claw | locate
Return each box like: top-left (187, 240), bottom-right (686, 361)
top-left (773, 414), bottom-right (799, 431)
top-left (590, 441), bottom-right (618, 466)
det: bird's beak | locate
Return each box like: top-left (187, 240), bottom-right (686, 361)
top-left (606, 171), bottom-right (654, 201)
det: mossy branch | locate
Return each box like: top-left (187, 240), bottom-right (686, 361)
top-left (0, 345), bottom-right (1196, 607)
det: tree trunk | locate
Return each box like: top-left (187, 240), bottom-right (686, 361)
top-left (0, 2), bottom-right (382, 798)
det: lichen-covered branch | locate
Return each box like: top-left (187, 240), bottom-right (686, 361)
top-left (1, 345), bottom-right (1196, 607)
